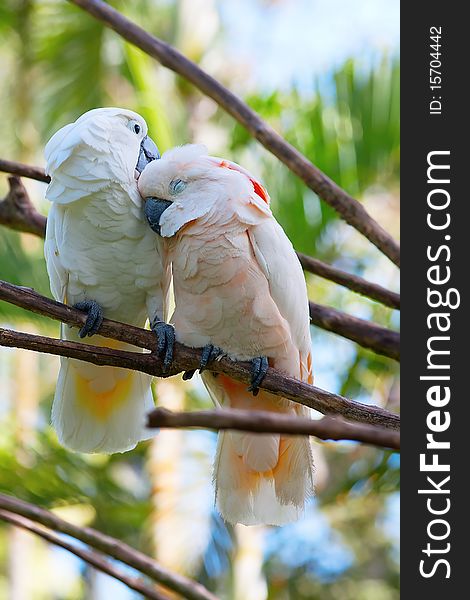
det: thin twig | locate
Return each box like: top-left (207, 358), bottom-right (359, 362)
top-left (0, 282), bottom-right (400, 432)
top-left (297, 252), bottom-right (399, 309)
top-left (309, 302), bottom-right (399, 361)
top-left (0, 510), bottom-right (172, 600)
top-left (147, 407), bottom-right (400, 450)
top-left (0, 160), bottom-right (401, 310)
top-left (68, 0), bottom-right (400, 267)
top-left (0, 495), bottom-right (217, 600)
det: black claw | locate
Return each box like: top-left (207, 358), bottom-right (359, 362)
top-left (199, 344), bottom-right (222, 373)
top-left (151, 319), bottom-right (175, 373)
top-left (182, 369), bottom-right (196, 380)
top-left (73, 300), bottom-right (104, 338)
top-left (247, 356), bottom-right (269, 396)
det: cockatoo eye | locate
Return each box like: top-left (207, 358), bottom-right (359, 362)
top-left (127, 120), bottom-right (142, 135)
top-left (169, 179), bottom-right (187, 194)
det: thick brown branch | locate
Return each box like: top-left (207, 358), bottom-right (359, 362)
top-left (0, 176), bottom-right (46, 237)
top-left (0, 495), bottom-right (217, 600)
top-left (68, 0), bottom-right (400, 267)
top-left (0, 316), bottom-right (400, 429)
top-left (0, 280), bottom-right (400, 429)
top-left (0, 220), bottom-right (400, 360)
top-left (298, 252), bottom-right (400, 309)
top-left (0, 510), bottom-right (172, 600)
top-left (0, 280), bottom-right (158, 351)
top-left (0, 158), bottom-right (49, 183)
top-left (147, 407), bottom-right (400, 450)
top-left (309, 302), bottom-right (400, 361)
top-left (0, 164), bottom-right (400, 310)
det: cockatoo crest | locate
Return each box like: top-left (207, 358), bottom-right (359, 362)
top-left (45, 107), bottom-right (156, 205)
top-left (138, 144), bottom-right (272, 237)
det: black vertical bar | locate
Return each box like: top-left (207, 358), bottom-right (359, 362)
top-left (402, 2), bottom-right (467, 596)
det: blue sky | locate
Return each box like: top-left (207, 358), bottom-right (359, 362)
top-left (220, 0), bottom-right (399, 90)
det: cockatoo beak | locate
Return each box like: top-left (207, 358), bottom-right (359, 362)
top-left (136, 135), bottom-right (160, 175)
top-left (144, 197), bottom-right (172, 235)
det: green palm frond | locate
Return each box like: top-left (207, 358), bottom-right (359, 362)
top-left (34, 2), bottom-right (107, 138)
top-left (229, 56), bottom-right (400, 256)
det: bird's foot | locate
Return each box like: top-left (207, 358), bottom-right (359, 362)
top-left (73, 300), bottom-right (104, 338)
top-left (247, 356), bottom-right (269, 396)
top-left (182, 344), bottom-right (223, 380)
top-left (199, 344), bottom-right (223, 373)
top-left (151, 318), bottom-right (175, 373)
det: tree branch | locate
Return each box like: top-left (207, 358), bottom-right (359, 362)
top-left (0, 282), bottom-right (400, 431)
top-left (0, 495), bottom-right (217, 600)
top-left (0, 159), bottom-right (401, 310)
top-left (0, 158), bottom-right (50, 183)
top-left (0, 162), bottom-right (400, 311)
top-left (309, 302), bottom-right (399, 361)
top-left (147, 407), bottom-right (400, 450)
top-left (0, 510), bottom-right (172, 600)
top-left (0, 327), bottom-right (399, 431)
top-left (297, 252), bottom-right (399, 310)
top-left (67, 0), bottom-right (400, 267)
top-left (0, 164), bottom-right (400, 309)
top-left (0, 165), bottom-right (400, 352)
top-left (0, 176), bottom-right (46, 237)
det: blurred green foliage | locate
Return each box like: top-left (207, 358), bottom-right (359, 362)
top-left (229, 57), bottom-right (400, 256)
top-left (0, 1), bottom-right (399, 599)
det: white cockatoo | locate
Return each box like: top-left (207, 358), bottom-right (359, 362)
top-left (137, 144), bottom-right (314, 525)
top-left (44, 107), bottom-right (174, 454)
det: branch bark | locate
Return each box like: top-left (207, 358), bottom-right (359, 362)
top-left (0, 166), bottom-right (400, 354)
top-left (0, 158), bottom-right (400, 311)
top-left (309, 302), bottom-right (399, 361)
top-left (0, 162), bottom-right (400, 311)
top-left (0, 510), bottom-right (172, 600)
top-left (0, 176), bottom-right (46, 237)
top-left (0, 158), bottom-right (400, 309)
top-left (0, 327), bottom-right (399, 431)
top-left (0, 494), bottom-right (217, 600)
top-left (0, 158), bottom-right (50, 183)
top-left (297, 252), bottom-right (399, 310)
top-left (0, 281), bottom-right (400, 431)
top-left (67, 0), bottom-right (400, 267)
top-left (147, 407), bottom-right (400, 450)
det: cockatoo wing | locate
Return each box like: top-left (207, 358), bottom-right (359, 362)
top-left (44, 203), bottom-right (68, 303)
top-left (247, 218), bottom-right (313, 383)
top-left (215, 159), bottom-right (313, 381)
top-left (45, 113), bottom-right (138, 205)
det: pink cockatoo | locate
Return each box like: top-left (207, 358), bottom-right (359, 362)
top-left (138, 144), bottom-right (314, 525)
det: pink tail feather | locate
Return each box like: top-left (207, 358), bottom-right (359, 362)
top-left (203, 372), bottom-right (314, 526)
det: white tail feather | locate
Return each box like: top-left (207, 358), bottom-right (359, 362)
top-left (52, 355), bottom-right (154, 454)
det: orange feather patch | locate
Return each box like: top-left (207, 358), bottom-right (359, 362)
top-left (75, 371), bottom-right (132, 421)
